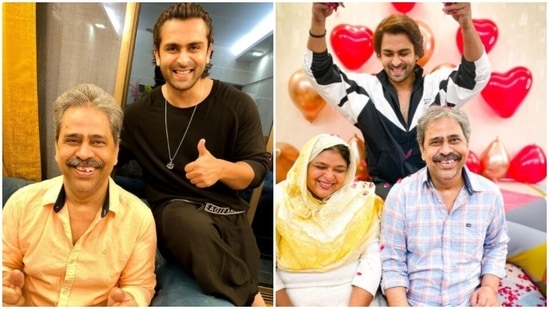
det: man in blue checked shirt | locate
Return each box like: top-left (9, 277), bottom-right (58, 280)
top-left (380, 106), bottom-right (509, 306)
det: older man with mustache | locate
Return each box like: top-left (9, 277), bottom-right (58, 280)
top-left (380, 106), bottom-right (509, 306)
top-left (2, 84), bottom-right (157, 306)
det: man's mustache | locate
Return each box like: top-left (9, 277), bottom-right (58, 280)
top-left (432, 153), bottom-right (462, 163)
top-left (66, 158), bottom-right (104, 169)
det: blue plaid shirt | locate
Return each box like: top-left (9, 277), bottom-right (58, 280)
top-left (381, 167), bottom-right (509, 306)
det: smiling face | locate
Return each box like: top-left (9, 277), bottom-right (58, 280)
top-left (306, 149), bottom-right (349, 199)
top-left (420, 116), bottom-right (469, 188)
top-left (55, 106), bottom-right (119, 195)
top-left (154, 18), bottom-right (212, 94)
top-left (378, 32), bottom-right (418, 85)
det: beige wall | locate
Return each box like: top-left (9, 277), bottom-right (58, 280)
top-left (275, 2), bottom-right (547, 186)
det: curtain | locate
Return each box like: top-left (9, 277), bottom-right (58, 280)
top-left (2, 3), bottom-right (42, 181)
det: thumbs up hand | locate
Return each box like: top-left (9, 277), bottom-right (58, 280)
top-left (185, 139), bottom-right (220, 188)
top-left (196, 138), bottom-right (210, 158)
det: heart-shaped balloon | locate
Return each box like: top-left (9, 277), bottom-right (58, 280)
top-left (480, 137), bottom-right (510, 180)
top-left (456, 18), bottom-right (498, 54)
top-left (416, 20), bottom-right (434, 67)
top-left (275, 142), bottom-right (300, 183)
top-left (480, 67), bottom-right (532, 118)
top-left (391, 2), bottom-right (415, 14)
top-left (466, 150), bottom-right (482, 174)
top-left (288, 69), bottom-right (327, 122)
top-left (330, 24), bottom-right (374, 71)
top-left (348, 134), bottom-right (369, 181)
top-left (507, 144), bottom-right (547, 184)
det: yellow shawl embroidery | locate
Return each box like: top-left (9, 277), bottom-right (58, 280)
top-left (276, 134), bottom-right (383, 272)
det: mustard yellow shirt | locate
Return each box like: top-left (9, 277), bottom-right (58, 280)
top-left (2, 176), bottom-right (157, 306)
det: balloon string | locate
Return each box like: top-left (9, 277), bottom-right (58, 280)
top-left (527, 184), bottom-right (547, 197)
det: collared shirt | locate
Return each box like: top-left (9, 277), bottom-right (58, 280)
top-left (2, 176), bottom-right (157, 306)
top-left (380, 167), bottom-right (509, 306)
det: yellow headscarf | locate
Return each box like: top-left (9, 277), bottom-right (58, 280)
top-left (276, 134), bottom-right (383, 272)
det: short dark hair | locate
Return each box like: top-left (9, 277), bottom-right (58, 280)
top-left (374, 14), bottom-right (424, 59)
top-left (152, 3), bottom-right (214, 77)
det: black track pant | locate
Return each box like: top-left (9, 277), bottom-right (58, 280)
top-left (153, 200), bottom-right (260, 306)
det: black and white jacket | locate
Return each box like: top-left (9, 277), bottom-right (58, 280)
top-left (303, 49), bottom-right (491, 186)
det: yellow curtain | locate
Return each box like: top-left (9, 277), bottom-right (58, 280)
top-left (2, 3), bottom-right (41, 181)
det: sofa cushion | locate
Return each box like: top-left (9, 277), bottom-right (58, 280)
top-left (2, 177), bottom-right (34, 206)
top-left (498, 263), bottom-right (546, 306)
top-left (506, 221), bottom-right (547, 296)
top-left (152, 256), bottom-right (233, 306)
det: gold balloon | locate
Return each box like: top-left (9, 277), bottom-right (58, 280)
top-left (288, 69), bottom-right (327, 122)
top-left (348, 134), bottom-right (370, 181)
top-left (480, 137), bottom-right (510, 180)
top-left (416, 20), bottom-right (435, 68)
top-left (275, 142), bottom-right (300, 183)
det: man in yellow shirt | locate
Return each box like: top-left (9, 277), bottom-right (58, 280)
top-left (2, 84), bottom-right (157, 306)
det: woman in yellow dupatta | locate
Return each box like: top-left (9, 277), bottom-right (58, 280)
top-left (275, 133), bottom-right (384, 306)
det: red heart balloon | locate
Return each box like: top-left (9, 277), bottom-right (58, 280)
top-left (391, 2), bottom-right (415, 14)
top-left (507, 144), bottom-right (547, 184)
top-left (330, 24), bottom-right (374, 71)
top-left (456, 19), bottom-right (498, 54)
top-left (480, 67), bottom-right (532, 118)
top-left (466, 150), bottom-right (482, 174)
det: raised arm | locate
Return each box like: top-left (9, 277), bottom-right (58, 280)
top-left (307, 3), bottom-right (337, 53)
top-left (443, 3), bottom-right (484, 61)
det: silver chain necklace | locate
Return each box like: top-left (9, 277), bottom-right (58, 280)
top-left (164, 83), bottom-right (202, 170)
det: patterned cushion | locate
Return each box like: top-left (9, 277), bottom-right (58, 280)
top-left (498, 263), bottom-right (546, 307)
top-left (2, 177), bottom-right (35, 206)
